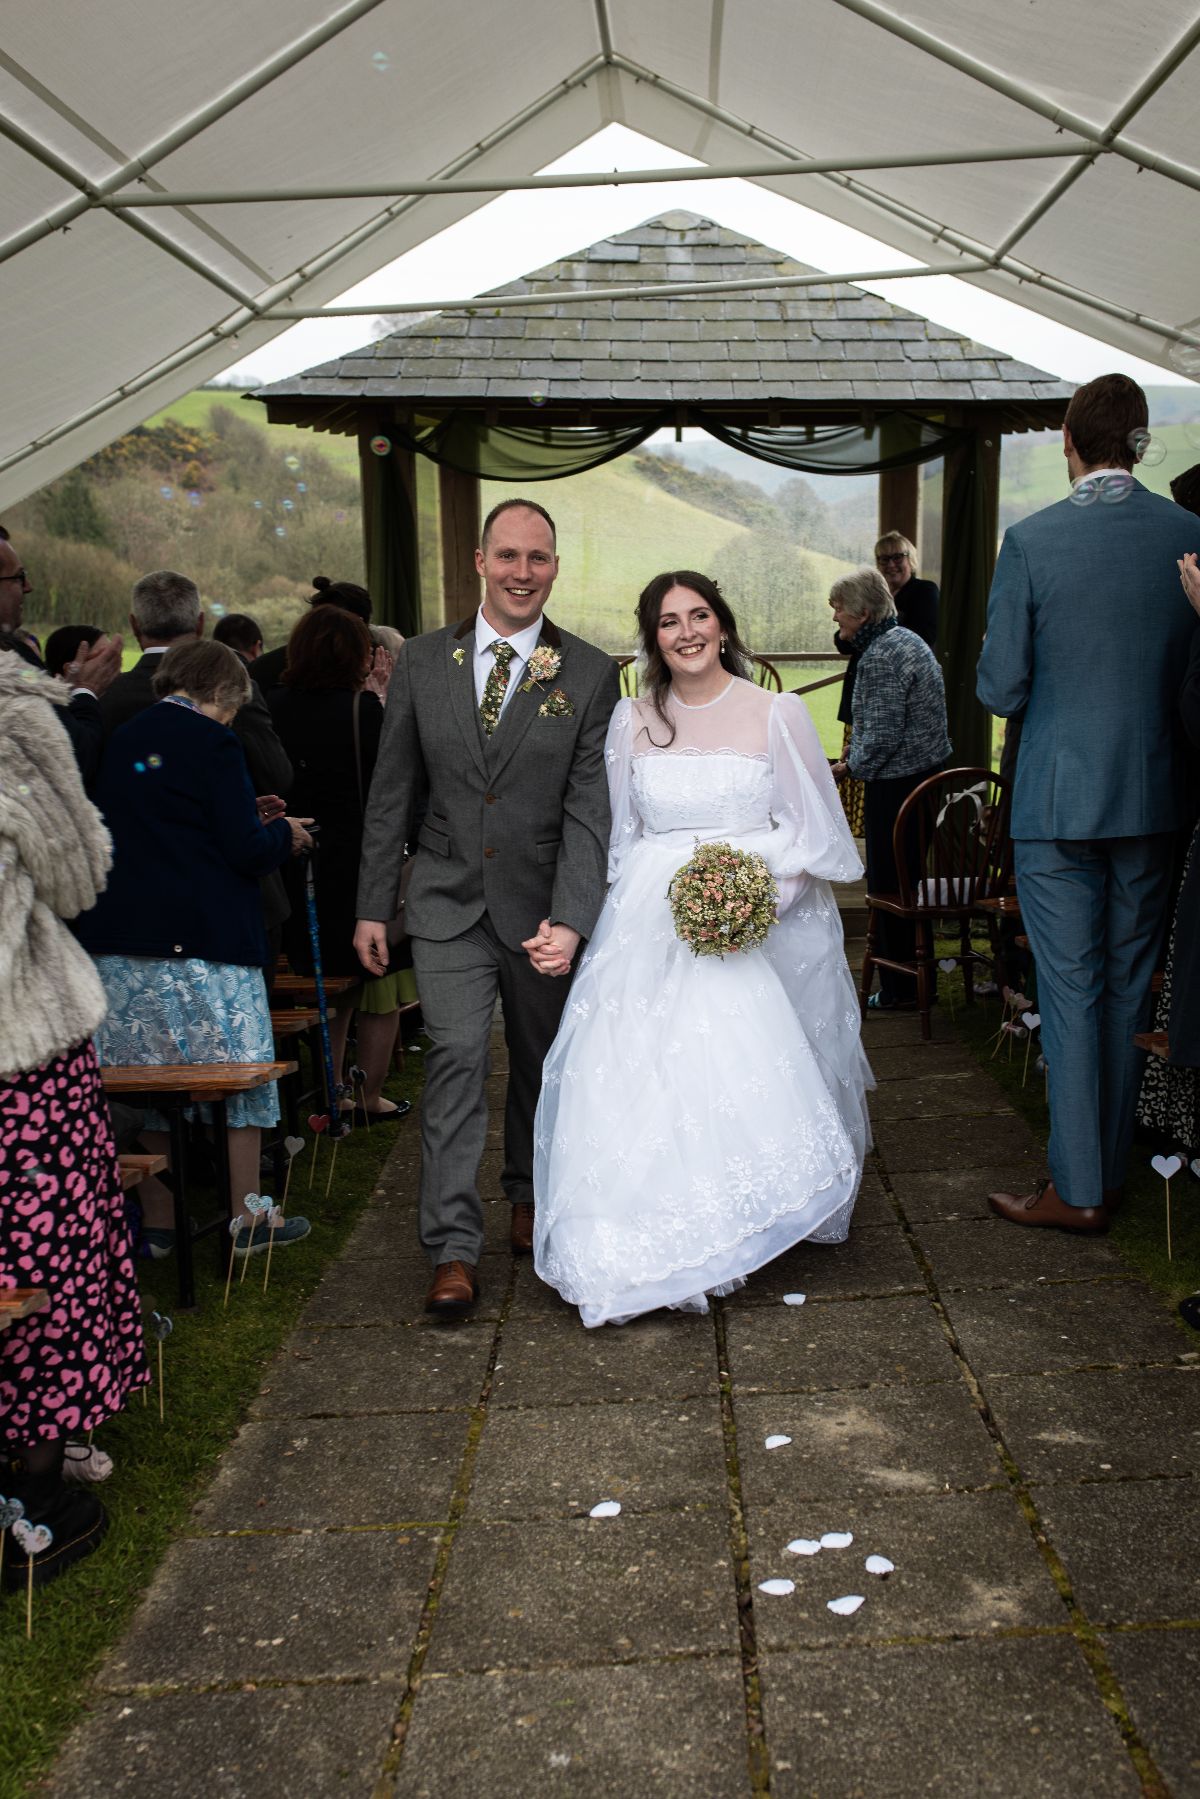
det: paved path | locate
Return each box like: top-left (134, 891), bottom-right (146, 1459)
top-left (50, 1003), bottom-right (1200, 1797)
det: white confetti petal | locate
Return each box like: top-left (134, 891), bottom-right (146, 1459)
top-left (764, 1434), bottom-right (792, 1450)
top-left (786, 1538), bottom-right (822, 1556)
top-left (827, 1594), bottom-right (865, 1616)
top-left (820, 1531), bottom-right (853, 1549)
top-left (782, 1292), bottom-right (807, 1306)
top-left (758, 1578), bottom-right (795, 1596)
top-left (589, 1500), bottom-right (621, 1519)
top-left (865, 1555), bottom-right (895, 1576)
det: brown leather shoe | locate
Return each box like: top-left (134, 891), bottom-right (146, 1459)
top-left (510, 1202), bottom-right (535, 1256)
top-left (425, 1261), bottom-right (479, 1317)
top-left (988, 1178), bottom-right (1108, 1233)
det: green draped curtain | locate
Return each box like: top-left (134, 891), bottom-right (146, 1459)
top-left (938, 429), bottom-right (1000, 769)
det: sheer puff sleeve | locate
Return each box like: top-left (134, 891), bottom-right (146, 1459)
top-left (604, 698), bottom-right (642, 883)
top-left (767, 693), bottom-right (863, 903)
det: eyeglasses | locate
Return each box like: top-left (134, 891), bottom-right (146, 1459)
top-left (0, 568), bottom-right (29, 585)
top-left (876, 553), bottom-right (909, 567)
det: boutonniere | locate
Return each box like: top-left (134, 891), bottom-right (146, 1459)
top-left (538, 687), bottom-right (574, 718)
top-left (452, 646), bottom-right (465, 666)
top-left (520, 645), bottom-right (563, 692)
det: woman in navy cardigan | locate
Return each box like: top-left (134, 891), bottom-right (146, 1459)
top-left (77, 640), bottom-right (313, 1257)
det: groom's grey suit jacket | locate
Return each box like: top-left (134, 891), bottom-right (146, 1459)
top-left (357, 614), bottom-right (620, 951)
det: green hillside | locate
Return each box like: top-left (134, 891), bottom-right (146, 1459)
top-left (147, 387), bottom-right (361, 474)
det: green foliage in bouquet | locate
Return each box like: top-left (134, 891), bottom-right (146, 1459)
top-left (667, 840), bottom-right (779, 959)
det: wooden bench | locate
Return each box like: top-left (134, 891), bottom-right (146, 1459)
top-left (117, 1152), bottom-right (169, 1191)
top-left (100, 1061), bottom-right (297, 1308)
top-left (272, 973), bottom-right (360, 1007)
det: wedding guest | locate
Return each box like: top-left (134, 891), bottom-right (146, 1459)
top-left (534, 571), bottom-right (871, 1326)
top-left (833, 532), bottom-right (940, 836)
top-left (1138, 554), bottom-right (1200, 1149)
top-left (213, 612), bottom-right (265, 661)
top-left (0, 531), bottom-right (121, 784)
top-left (44, 623), bottom-right (101, 679)
top-left (269, 607), bottom-right (407, 1122)
top-left (978, 374), bottom-right (1198, 1233)
top-left (253, 575), bottom-right (372, 693)
top-left (829, 567), bottom-right (951, 1009)
top-left (76, 640), bottom-right (314, 1256)
top-left (0, 654), bottom-right (146, 1584)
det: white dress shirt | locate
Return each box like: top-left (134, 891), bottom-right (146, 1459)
top-left (472, 611), bottom-right (544, 723)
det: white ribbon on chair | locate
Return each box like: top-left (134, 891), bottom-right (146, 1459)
top-left (935, 780), bottom-right (989, 830)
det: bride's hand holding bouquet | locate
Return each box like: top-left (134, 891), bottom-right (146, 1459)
top-left (667, 840), bottom-right (779, 958)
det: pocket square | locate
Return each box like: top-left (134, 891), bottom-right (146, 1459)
top-left (538, 688), bottom-right (574, 717)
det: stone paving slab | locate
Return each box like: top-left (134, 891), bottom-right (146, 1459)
top-left (985, 1369), bottom-right (1200, 1484)
top-left (493, 1312), bottom-right (717, 1407)
top-left (746, 1488), bottom-right (1065, 1648)
top-left (249, 1323), bottom-right (493, 1417)
top-left (1103, 1630), bottom-right (1200, 1796)
top-left (190, 1413), bottom-right (467, 1530)
top-left (723, 1295), bottom-right (959, 1393)
top-left (866, 1042), bottom-right (979, 1081)
top-left (99, 1529), bottom-right (439, 1687)
top-left (729, 1226), bottom-right (923, 1307)
top-left (468, 1401), bottom-right (729, 1521)
top-left (867, 1068), bottom-right (1018, 1121)
top-left (759, 1637), bottom-right (1141, 1798)
top-left (913, 1217), bottom-right (1129, 1290)
top-left (395, 1659), bottom-right (748, 1799)
top-left (300, 1248), bottom-right (509, 1327)
top-left (849, 1161), bottom-right (897, 1226)
top-left (871, 1111), bottom-right (1039, 1174)
top-left (342, 1195), bottom-right (518, 1261)
top-left (941, 1280), bottom-right (1188, 1375)
top-left (885, 1164), bottom-right (1015, 1222)
top-left (425, 1512), bottom-right (739, 1672)
top-left (47, 1682), bottom-right (404, 1799)
top-left (1034, 1477), bottom-right (1200, 1623)
top-left (733, 1384), bottom-right (1002, 1507)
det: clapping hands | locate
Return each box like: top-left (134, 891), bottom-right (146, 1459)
top-left (365, 644), bottom-right (394, 702)
top-left (1180, 552), bottom-right (1200, 618)
top-left (63, 632), bottom-right (122, 696)
top-left (522, 918), bottom-right (580, 978)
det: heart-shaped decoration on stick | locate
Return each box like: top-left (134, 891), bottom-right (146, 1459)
top-left (284, 1135), bottom-right (304, 1159)
top-left (1191, 1159), bottom-right (1200, 1179)
top-left (1152, 1155), bottom-right (1183, 1260)
top-left (0, 1495), bottom-right (24, 1588)
top-left (12, 1518), bottom-right (52, 1637)
top-left (150, 1312), bottom-right (172, 1420)
top-left (239, 1195), bottom-right (274, 1287)
top-left (938, 958), bottom-right (956, 974)
top-left (1024, 1013), bottom-right (1041, 1031)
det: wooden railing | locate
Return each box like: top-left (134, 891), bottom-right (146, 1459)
top-left (614, 651), bottom-right (846, 699)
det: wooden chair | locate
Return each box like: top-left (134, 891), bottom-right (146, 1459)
top-left (860, 766), bottom-right (1013, 1042)
top-left (0, 1290), bottom-right (50, 1333)
top-left (751, 655), bottom-right (783, 692)
top-left (615, 654), bottom-right (639, 698)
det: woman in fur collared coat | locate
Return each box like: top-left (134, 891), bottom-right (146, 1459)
top-left (0, 652), bottom-right (147, 1586)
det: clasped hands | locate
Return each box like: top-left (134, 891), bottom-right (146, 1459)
top-left (521, 919), bottom-right (580, 978)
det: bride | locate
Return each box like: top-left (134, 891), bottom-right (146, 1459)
top-left (533, 570), bottom-right (873, 1327)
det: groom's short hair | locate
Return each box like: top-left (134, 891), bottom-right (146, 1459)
top-left (481, 497), bottom-right (556, 550)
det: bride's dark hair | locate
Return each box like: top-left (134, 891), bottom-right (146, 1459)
top-left (635, 570), bottom-right (754, 746)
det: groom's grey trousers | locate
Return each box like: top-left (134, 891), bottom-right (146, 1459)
top-left (411, 916), bottom-right (572, 1267)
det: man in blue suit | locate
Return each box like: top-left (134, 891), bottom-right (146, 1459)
top-left (977, 374), bottom-right (1198, 1231)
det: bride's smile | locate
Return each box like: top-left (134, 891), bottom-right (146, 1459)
top-left (656, 585), bottom-right (726, 699)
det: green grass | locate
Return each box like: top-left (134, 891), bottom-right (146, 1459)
top-left (943, 953), bottom-right (1200, 1305)
top-left (146, 389), bottom-right (362, 475)
top-left (0, 1051), bottom-right (423, 1798)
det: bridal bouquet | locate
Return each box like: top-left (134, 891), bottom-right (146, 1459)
top-left (667, 840), bottom-right (779, 959)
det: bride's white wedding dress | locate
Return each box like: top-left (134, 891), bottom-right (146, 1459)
top-left (533, 677), bottom-right (873, 1327)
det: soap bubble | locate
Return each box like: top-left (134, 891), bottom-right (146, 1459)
top-left (275, 526), bottom-right (287, 538)
top-left (253, 499), bottom-right (263, 509)
top-left (147, 754), bottom-right (162, 769)
top-left (282, 498), bottom-right (294, 512)
top-left (295, 481), bottom-right (307, 494)
top-left (1069, 477), bottom-right (1099, 508)
top-left (210, 603), bottom-right (226, 618)
top-left (529, 390), bottom-right (548, 408)
top-left (335, 509), bottom-right (346, 523)
top-left (370, 434), bottom-right (391, 457)
top-left (133, 760), bottom-right (146, 774)
top-left (159, 485), bottom-right (173, 500)
top-left (187, 489), bottom-right (201, 507)
top-left (1128, 428), bottom-right (1166, 466)
top-left (371, 49), bottom-right (390, 72)
top-left (1099, 471), bottom-right (1135, 504)
top-left (1167, 338), bottom-right (1200, 378)
top-left (284, 454), bottom-right (301, 472)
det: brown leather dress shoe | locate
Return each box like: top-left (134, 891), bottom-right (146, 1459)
top-left (425, 1261), bottom-right (479, 1317)
top-left (510, 1202), bottom-right (535, 1256)
top-left (988, 1178), bottom-right (1108, 1233)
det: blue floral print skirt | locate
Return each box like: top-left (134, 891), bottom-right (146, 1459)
top-left (93, 956), bottom-right (279, 1130)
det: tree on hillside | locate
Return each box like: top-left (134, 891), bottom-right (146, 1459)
top-left (39, 470), bottom-right (112, 548)
top-left (710, 530), bottom-right (827, 653)
top-left (630, 451), bottom-right (781, 532)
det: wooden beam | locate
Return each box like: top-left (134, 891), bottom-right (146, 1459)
top-left (877, 461), bottom-right (921, 556)
top-left (439, 462), bottom-right (480, 627)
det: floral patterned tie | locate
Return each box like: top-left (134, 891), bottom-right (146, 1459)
top-left (479, 639), bottom-right (516, 735)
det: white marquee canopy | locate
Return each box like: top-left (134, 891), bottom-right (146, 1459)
top-left (3, 0), bottom-right (1199, 504)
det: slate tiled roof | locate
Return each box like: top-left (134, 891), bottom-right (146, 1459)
top-left (256, 211), bottom-right (1073, 412)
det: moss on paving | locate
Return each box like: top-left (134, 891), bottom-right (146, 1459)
top-left (0, 1055), bottom-right (424, 1799)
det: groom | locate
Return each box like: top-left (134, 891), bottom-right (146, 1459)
top-left (355, 498), bottom-right (620, 1315)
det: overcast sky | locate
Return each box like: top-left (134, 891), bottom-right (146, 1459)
top-left (224, 124), bottom-right (1184, 392)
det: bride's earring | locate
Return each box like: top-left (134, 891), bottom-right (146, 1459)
top-left (720, 636), bottom-right (727, 651)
